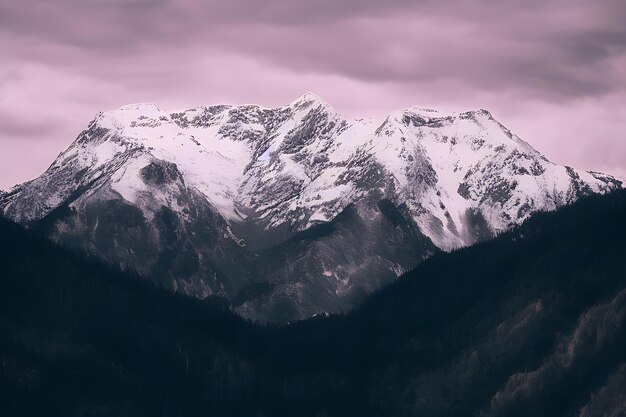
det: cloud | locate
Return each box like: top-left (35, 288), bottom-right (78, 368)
top-left (2, 0), bottom-right (625, 99)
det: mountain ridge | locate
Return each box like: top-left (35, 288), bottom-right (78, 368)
top-left (1, 93), bottom-right (621, 321)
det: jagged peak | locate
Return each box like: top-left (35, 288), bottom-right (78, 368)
top-left (93, 103), bottom-right (170, 131)
top-left (289, 92), bottom-right (333, 111)
top-left (474, 108), bottom-right (493, 117)
top-left (294, 91), bottom-right (323, 102)
top-left (179, 104), bottom-right (232, 114)
top-left (90, 99), bottom-right (499, 132)
top-left (399, 106), bottom-right (496, 120)
top-left (405, 106), bottom-right (443, 115)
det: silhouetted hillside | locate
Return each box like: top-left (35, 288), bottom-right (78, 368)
top-left (1, 190), bottom-right (626, 417)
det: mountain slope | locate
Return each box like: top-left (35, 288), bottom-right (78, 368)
top-left (2, 190), bottom-right (626, 417)
top-left (1, 93), bottom-right (621, 321)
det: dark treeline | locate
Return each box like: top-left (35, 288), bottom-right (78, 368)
top-left (1, 190), bottom-right (626, 417)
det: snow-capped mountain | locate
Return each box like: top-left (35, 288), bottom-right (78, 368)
top-left (1, 93), bottom-right (621, 321)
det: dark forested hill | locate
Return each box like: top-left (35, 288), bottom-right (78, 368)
top-left (1, 190), bottom-right (626, 417)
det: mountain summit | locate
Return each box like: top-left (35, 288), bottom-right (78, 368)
top-left (1, 94), bottom-right (621, 321)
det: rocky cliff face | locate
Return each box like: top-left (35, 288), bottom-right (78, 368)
top-left (1, 93), bottom-right (620, 321)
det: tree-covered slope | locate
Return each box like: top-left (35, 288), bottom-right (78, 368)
top-left (1, 190), bottom-right (625, 417)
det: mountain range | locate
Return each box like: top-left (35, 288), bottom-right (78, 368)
top-left (0, 93), bottom-right (621, 321)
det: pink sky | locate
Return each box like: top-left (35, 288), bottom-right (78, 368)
top-left (1, 0), bottom-right (625, 189)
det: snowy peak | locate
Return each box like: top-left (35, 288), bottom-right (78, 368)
top-left (0, 94), bottom-right (621, 321)
top-left (96, 103), bottom-right (168, 129)
top-left (289, 92), bottom-right (334, 112)
top-left (5, 93), bottom-right (621, 242)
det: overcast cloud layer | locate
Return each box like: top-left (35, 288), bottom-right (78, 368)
top-left (1, 0), bottom-right (625, 189)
